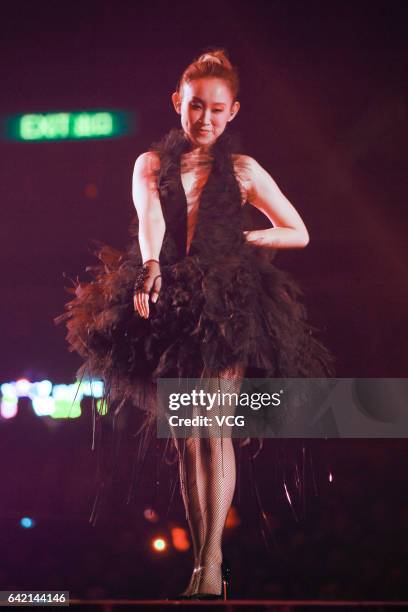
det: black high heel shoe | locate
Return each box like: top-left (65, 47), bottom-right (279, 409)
top-left (188, 559), bottom-right (231, 601)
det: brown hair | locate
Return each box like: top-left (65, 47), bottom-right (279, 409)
top-left (177, 48), bottom-right (239, 101)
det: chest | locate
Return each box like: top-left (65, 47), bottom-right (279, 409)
top-left (179, 164), bottom-right (248, 215)
top-left (180, 166), bottom-right (212, 215)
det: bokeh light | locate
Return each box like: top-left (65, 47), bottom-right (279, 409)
top-left (152, 537), bottom-right (167, 552)
top-left (143, 508), bottom-right (159, 523)
top-left (225, 505), bottom-right (241, 529)
top-left (171, 527), bottom-right (190, 552)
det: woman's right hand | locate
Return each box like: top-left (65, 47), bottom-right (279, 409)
top-left (133, 259), bottom-right (162, 319)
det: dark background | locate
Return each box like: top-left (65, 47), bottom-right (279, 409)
top-left (0, 0), bottom-right (407, 601)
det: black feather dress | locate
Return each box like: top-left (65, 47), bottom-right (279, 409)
top-left (55, 128), bottom-right (335, 525)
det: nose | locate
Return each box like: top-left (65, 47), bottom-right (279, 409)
top-left (201, 108), bottom-right (212, 126)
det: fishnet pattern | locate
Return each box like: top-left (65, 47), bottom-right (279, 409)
top-left (171, 362), bottom-right (245, 596)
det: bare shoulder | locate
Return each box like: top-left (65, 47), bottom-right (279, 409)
top-left (232, 154), bottom-right (267, 181)
top-left (132, 151), bottom-right (161, 198)
top-left (232, 153), bottom-right (255, 167)
top-left (134, 151), bottom-right (161, 176)
top-left (232, 154), bottom-right (267, 175)
top-left (232, 154), bottom-right (270, 201)
top-left (230, 155), bottom-right (255, 205)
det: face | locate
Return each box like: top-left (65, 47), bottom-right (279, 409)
top-left (172, 77), bottom-right (240, 148)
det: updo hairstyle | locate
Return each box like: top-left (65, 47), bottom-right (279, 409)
top-left (177, 49), bottom-right (239, 101)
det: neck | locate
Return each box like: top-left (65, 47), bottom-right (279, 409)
top-left (182, 132), bottom-right (216, 155)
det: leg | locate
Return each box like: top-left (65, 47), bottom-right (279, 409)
top-left (193, 362), bottom-right (245, 595)
top-left (171, 434), bottom-right (206, 596)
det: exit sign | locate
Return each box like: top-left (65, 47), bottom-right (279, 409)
top-left (5, 110), bottom-right (132, 141)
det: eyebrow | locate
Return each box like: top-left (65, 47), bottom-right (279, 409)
top-left (191, 96), bottom-right (227, 107)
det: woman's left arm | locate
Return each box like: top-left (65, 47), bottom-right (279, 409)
top-left (243, 156), bottom-right (310, 249)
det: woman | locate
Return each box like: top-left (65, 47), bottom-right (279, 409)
top-left (56, 49), bottom-right (334, 600)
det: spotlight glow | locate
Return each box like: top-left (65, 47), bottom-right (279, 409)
top-left (225, 505), bottom-right (241, 529)
top-left (1, 399), bottom-right (18, 419)
top-left (32, 396), bottom-right (55, 416)
top-left (33, 380), bottom-right (52, 398)
top-left (0, 377), bottom-right (105, 419)
top-left (152, 537), bottom-right (167, 552)
top-left (144, 508), bottom-right (159, 523)
top-left (15, 379), bottom-right (31, 396)
top-left (171, 527), bottom-right (190, 552)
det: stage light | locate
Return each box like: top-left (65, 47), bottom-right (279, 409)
top-left (1, 383), bottom-right (16, 398)
top-left (32, 380), bottom-right (52, 398)
top-left (84, 183), bottom-right (98, 199)
top-left (96, 398), bottom-right (108, 416)
top-left (225, 505), bottom-right (241, 529)
top-left (144, 508), bottom-right (159, 523)
top-left (32, 396), bottom-right (55, 416)
top-left (4, 110), bottom-right (133, 141)
top-left (0, 377), bottom-right (105, 419)
top-left (0, 382), bottom-right (18, 419)
top-left (152, 537), bottom-right (167, 552)
top-left (52, 383), bottom-right (82, 418)
top-left (170, 527), bottom-right (190, 552)
top-left (1, 399), bottom-right (18, 419)
top-left (80, 379), bottom-right (104, 399)
top-left (15, 378), bottom-right (31, 396)
top-left (20, 517), bottom-right (35, 529)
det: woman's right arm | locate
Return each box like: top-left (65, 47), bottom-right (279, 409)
top-left (132, 151), bottom-right (165, 318)
top-left (132, 151), bottom-right (165, 262)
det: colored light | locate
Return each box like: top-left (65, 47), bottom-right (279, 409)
top-left (5, 111), bottom-right (132, 141)
top-left (0, 378), bottom-right (105, 419)
top-left (96, 398), bottom-right (107, 416)
top-left (20, 517), bottom-right (35, 529)
top-left (1, 383), bottom-right (16, 399)
top-left (152, 538), bottom-right (167, 552)
top-left (15, 378), bottom-right (31, 396)
top-left (1, 399), bottom-right (18, 419)
top-left (32, 380), bottom-right (52, 398)
top-left (144, 508), bottom-right (159, 523)
top-left (52, 383), bottom-right (82, 418)
top-left (171, 527), bottom-right (190, 552)
top-left (225, 505), bottom-right (241, 529)
top-left (80, 379), bottom-right (104, 399)
top-left (84, 183), bottom-right (98, 199)
top-left (32, 396), bottom-right (55, 416)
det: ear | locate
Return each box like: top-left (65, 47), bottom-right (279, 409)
top-left (227, 100), bottom-right (240, 122)
top-left (172, 91), bottom-right (181, 114)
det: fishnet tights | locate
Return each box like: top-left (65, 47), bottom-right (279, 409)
top-left (171, 362), bottom-right (245, 596)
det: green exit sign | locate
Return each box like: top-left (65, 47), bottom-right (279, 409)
top-left (5, 110), bottom-right (132, 141)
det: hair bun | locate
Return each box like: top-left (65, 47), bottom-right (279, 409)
top-left (198, 53), bottom-right (222, 65)
top-left (197, 49), bottom-right (232, 70)
top-left (178, 48), bottom-right (239, 99)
